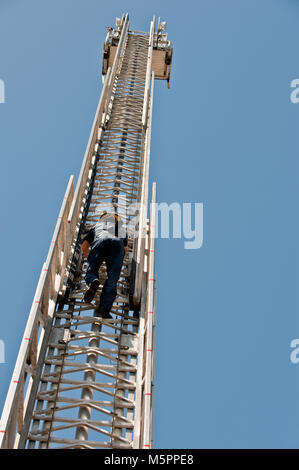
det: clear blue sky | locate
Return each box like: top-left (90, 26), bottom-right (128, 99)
top-left (1, 0), bottom-right (299, 449)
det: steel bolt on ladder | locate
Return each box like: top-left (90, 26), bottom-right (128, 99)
top-left (0, 14), bottom-right (172, 449)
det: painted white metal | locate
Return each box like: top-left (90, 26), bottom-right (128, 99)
top-left (142, 19), bottom-right (155, 129)
top-left (142, 182), bottom-right (156, 449)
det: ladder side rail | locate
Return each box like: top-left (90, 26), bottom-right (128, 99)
top-left (0, 175), bottom-right (74, 449)
top-left (132, 273), bottom-right (148, 446)
top-left (131, 19), bottom-right (155, 309)
top-left (141, 182), bottom-right (156, 449)
top-left (133, 71), bottom-right (154, 308)
top-left (150, 184), bottom-right (157, 449)
top-left (0, 264), bottom-right (47, 449)
top-left (151, 248), bottom-right (157, 449)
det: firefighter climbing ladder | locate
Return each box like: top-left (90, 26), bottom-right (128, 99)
top-left (0, 14), bottom-right (172, 449)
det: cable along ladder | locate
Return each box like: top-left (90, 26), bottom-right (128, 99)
top-left (0, 14), bottom-right (172, 449)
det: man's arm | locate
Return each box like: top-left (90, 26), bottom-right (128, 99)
top-left (81, 240), bottom-right (90, 258)
top-left (81, 227), bottom-right (95, 258)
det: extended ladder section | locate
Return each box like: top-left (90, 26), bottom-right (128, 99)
top-left (0, 14), bottom-right (172, 449)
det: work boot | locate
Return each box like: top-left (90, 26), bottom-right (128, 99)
top-left (84, 279), bottom-right (100, 303)
top-left (96, 305), bottom-right (112, 319)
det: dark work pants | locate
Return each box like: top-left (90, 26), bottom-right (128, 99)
top-left (85, 238), bottom-right (125, 313)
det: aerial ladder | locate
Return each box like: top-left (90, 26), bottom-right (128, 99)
top-left (0, 14), bottom-right (172, 449)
